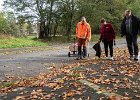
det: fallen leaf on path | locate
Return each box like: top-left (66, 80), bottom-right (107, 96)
top-left (135, 94), bottom-right (140, 98)
top-left (15, 96), bottom-right (26, 100)
top-left (47, 82), bottom-right (58, 88)
top-left (108, 95), bottom-right (121, 100)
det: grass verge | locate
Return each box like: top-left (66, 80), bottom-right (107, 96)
top-left (0, 36), bottom-right (48, 49)
top-left (0, 34), bottom-right (124, 49)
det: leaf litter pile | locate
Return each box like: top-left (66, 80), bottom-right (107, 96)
top-left (0, 48), bottom-right (140, 100)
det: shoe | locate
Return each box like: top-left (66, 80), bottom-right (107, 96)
top-left (76, 56), bottom-right (82, 60)
top-left (110, 57), bottom-right (114, 60)
top-left (83, 55), bottom-right (87, 59)
top-left (134, 58), bottom-right (138, 61)
top-left (82, 56), bottom-right (87, 60)
top-left (104, 57), bottom-right (108, 60)
top-left (130, 55), bottom-right (134, 60)
top-left (134, 55), bottom-right (138, 61)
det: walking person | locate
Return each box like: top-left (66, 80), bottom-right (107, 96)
top-left (76, 17), bottom-right (91, 60)
top-left (99, 18), bottom-right (116, 60)
top-left (121, 10), bottom-right (140, 61)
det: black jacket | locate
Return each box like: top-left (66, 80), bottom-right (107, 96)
top-left (121, 15), bottom-right (140, 36)
top-left (93, 43), bottom-right (101, 58)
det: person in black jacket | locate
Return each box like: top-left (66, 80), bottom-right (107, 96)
top-left (121, 10), bottom-right (140, 61)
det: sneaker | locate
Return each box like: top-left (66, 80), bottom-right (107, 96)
top-left (110, 57), bottom-right (114, 60)
top-left (134, 55), bottom-right (138, 61)
top-left (82, 56), bottom-right (87, 60)
top-left (104, 57), bottom-right (109, 60)
top-left (83, 55), bottom-right (87, 58)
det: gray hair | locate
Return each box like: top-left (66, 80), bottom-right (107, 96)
top-left (125, 10), bottom-right (131, 14)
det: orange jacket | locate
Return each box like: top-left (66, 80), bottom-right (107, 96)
top-left (76, 21), bottom-right (91, 41)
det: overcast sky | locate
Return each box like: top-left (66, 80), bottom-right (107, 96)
top-left (0, 0), bottom-right (4, 11)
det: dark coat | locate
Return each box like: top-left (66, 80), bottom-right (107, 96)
top-left (93, 43), bottom-right (101, 58)
top-left (121, 15), bottom-right (140, 36)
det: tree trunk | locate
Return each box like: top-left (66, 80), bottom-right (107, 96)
top-left (67, 12), bottom-right (73, 41)
top-left (67, 24), bottom-right (71, 41)
top-left (53, 22), bottom-right (58, 37)
top-left (38, 20), bottom-right (45, 39)
top-left (45, 1), bottom-right (53, 37)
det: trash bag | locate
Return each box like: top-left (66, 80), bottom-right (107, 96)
top-left (93, 42), bottom-right (102, 58)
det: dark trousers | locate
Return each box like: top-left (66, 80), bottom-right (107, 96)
top-left (78, 38), bottom-right (87, 57)
top-left (126, 34), bottom-right (139, 56)
top-left (103, 40), bottom-right (113, 57)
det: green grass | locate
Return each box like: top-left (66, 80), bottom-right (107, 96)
top-left (0, 34), bottom-right (104, 49)
top-left (0, 34), bottom-right (124, 49)
top-left (46, 35), bottom-right (100, 44)
top-left (0, 36), bottom-right (48, 49)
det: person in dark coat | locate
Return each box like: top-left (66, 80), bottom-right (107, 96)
top-left (99, 18), bottom-right (116, 60)
top-left (121, 10), bottom-right (140, 61)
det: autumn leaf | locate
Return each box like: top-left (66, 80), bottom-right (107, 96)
top-left (67, 90), bottom-right (75, 97)
top-left (15, 96), bottom-right (26, 100)
top-left (108, 95), bottom-right (121, 100)
top-left (135, 94), bottom-right (140, 98)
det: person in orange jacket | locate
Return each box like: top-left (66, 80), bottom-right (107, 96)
top-left (76, 17), bottom-right (91, 60)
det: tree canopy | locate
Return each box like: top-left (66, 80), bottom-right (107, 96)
top-left (1, 0), bottom-right (140, 39)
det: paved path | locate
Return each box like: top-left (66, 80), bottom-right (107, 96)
top-left (0, 39), bottom-right (139, 81)
top-left (0, 39), bottom-right (140, 100)
top-left (0, 45), bottom-right (76, 81)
